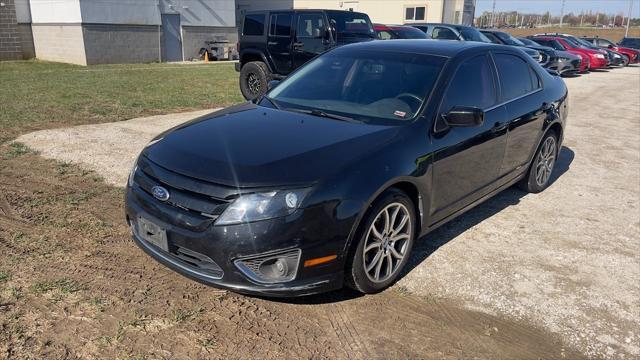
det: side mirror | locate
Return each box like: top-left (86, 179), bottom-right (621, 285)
top-left (267, 79), bottom-right (280, 90)
top-left (442, 106), bottom-right (484, 127)
top-left (607, 44), bottom-right (614, 49)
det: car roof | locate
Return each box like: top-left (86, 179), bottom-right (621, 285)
top-left (244, 9), bottom-right (365, 15)
top-left (411, 23), bottom-right (476, 30)
top-left (335, 39), bottom-right (507, 58)
top-left (374, 24), bottom-right (419, 30)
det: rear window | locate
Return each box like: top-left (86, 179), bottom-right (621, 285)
top-left (243, 14), bottom-right (265, 36)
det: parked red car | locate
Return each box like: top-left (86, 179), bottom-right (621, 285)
top-left (530, 37), bottom-right (590, 73)
top-left (582, 37), bottom-right (639, 65)
top-left (373, 24), bottom-right (428, 40)
top-left (531, 36), bottom-right (607, 70)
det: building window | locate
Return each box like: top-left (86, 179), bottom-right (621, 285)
top-left (405, 6), bottom-right (426, 21)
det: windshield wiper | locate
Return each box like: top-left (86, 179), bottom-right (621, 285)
top-left (288, 108), bottom-right (359, 123)
top-left (262, 95), bottom-right (282, 110)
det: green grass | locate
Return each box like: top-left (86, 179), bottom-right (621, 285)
top-left (0, 60), bottom-right (243, 143)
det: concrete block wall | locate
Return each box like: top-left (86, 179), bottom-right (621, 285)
top-left (83, 24), bottom-right (160, 65)
top-left (182, 26), bottom-right (237, 61)
top-left (31, 24), bottom-right (87, 65)
top-left (0, 0), bottom-right (23, 60)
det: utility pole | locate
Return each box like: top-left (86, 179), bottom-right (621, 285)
top-left (626, 0), bottom-right (634, 37)
top-left (595, 13), bottom-right (599, 26)
top-left (560, 0), bottom-right (566, 27)
top-left (490, 0), bottom-right (496, 27)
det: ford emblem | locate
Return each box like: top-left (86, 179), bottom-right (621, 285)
top-left (152, 186), bottom-right (170, 202)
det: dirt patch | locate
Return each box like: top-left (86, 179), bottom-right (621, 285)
top-left (16, 109), bottom-right (219, 187)
top-left (0, 149), bottom-right (581, 359)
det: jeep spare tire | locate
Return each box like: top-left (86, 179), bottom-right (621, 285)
top-left (240, 61), bottom-right (270, 100)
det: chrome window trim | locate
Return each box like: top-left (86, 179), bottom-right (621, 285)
top-left (484, 87), bottom-right (543, 112)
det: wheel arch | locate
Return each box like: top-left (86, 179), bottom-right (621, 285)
top-left (239, 50), bottom-right (274, 73)
top-left (342, 178), bottom-right (424, 257)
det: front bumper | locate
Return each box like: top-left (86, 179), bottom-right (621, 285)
top-left (124, 185), bottom-right (348, 297)
top-left (590, 56), bottom-right (608, 69)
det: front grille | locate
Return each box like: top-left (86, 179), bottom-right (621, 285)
top-left (172, 246), bottom-right (224, 278)
top-left (133, 156), bottom-right (233, 219)
top-left (571, 58), bottom-right (581, 68)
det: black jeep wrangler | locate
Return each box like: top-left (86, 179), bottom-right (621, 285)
top-left (235, 9), bottom-right (376, 100)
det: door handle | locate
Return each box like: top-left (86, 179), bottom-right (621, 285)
top-left (293, 42), bottom-right (304, 49)
top-left (267, 41), bottom-right (278, 46)
top-left (492, 121), bottom-right (508, 133)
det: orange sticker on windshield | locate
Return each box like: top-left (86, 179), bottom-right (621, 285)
top-left (394, 110), bottom-right (407, 118)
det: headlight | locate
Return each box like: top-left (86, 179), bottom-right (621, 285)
top-left (595, 54), bottom-right (605, 59)
top-left (216, 188), bottom-right (311, 226)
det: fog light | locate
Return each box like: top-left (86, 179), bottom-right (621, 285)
top-left (234, 249), bottom-right (301, 284)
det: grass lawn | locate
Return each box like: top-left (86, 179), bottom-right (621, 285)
top-left (0, 60), bottom-right (243, 143)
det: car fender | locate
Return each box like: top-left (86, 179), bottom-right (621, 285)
top-left (239, 49), bottom-right (276, 73)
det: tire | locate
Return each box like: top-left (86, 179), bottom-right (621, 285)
top-left (346, 189), bottom-right (416, 294)
top-left (239, 61), bottom-right (271, 101)
top-left (622, 54), bottom-right (630, 67)
top-left (518, 131), bottom-right (559, 193)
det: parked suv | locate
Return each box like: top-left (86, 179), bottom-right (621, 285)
top-left (236, 9), bottom-right (375, 100)
top-left (411, 23), bottom-right (491, 43)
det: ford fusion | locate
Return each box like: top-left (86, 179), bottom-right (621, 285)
top-left (125, 41), bottom-right (568, 297)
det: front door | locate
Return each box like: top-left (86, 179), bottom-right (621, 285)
top-left (293, 12), bottom-right (329, 68)
top-left (267, 12), bottom-right (293, 74)
top-left (161, 14), bottom-right (182, 62)
top-left (430, 54), bottom-right (509, 223)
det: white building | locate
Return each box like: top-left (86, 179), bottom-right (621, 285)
top-left (13, 0), bottom-right (237, 65)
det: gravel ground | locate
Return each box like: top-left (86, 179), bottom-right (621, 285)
top-left (16, 66), bottom-right (640, 358)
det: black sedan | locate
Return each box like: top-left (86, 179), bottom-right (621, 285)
top-left (480, 29), bottom-right (543, 63)
top-left (125, 40), bottom-right (568, 297)
top-left (518, 37), bottom-right (582, 76)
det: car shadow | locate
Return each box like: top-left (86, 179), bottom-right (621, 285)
top-left (591, 68), bottom-right (610, 72)
top-left (267, 146), bottom-right (574, 305)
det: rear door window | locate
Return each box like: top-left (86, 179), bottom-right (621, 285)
top-left (269, 13), bottom-right (292, 37)
top-left (493, 53), bottom-right (536, 101)
top-left (243, 14), bottom-right (265, 36)
top-left (297, 13), bottom-right (324, 38)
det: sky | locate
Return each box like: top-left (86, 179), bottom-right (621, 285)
top-left (475, 0), bottom-right (640, 16)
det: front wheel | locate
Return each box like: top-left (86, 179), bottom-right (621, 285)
top-left (239, 61), bottom-right (270, 100)
top-left (519, 131), bottom-right (558, 193)
top-left (621, 54), bottom-right (630, 67)
top-left (346, 189), bottom-right (416, 294)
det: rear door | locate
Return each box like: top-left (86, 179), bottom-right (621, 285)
top-left (293, 12), bottom-right (329, 68)
top-left (430, 53), bottom-right (509, 223)
top-left (267, 12), bottom-right (294, 74)
top-left (492, 52), bottom-right (547, 178)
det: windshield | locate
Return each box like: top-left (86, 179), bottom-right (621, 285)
top-left (495, 32), bottom-right (525, 46)
top-left (326, 11), bottom-right (375, 39)
top-left (458, 27), bottom-right (492, 42)
top-left (267, 50), bottom-right (445, 125)
top-left (534, 39), bottom-right (565, 50)
top-left (518, 38), bottom-right (539, 46)
top-left (391, 27), bottom-right (428, 39)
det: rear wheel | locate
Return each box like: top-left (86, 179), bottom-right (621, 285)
top-left (519, 131), bottom-right (558, 193)
top-left (346, 189), bottom-right (416, 294)
top-left (239, 61), bottom-right (270, 100)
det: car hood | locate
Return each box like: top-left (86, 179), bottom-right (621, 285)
top-left (142, 102), bottom-right (401, 187)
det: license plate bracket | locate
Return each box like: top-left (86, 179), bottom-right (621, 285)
top-left (136, 216), bottom-right (168, 252)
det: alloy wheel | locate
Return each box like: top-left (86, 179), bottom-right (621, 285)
top-left (247, 73), bottom-right (261, 94)
top-left (535, 136), bottom-right (557, 187)
top-left (362, 203), bottom-right (412, 283)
